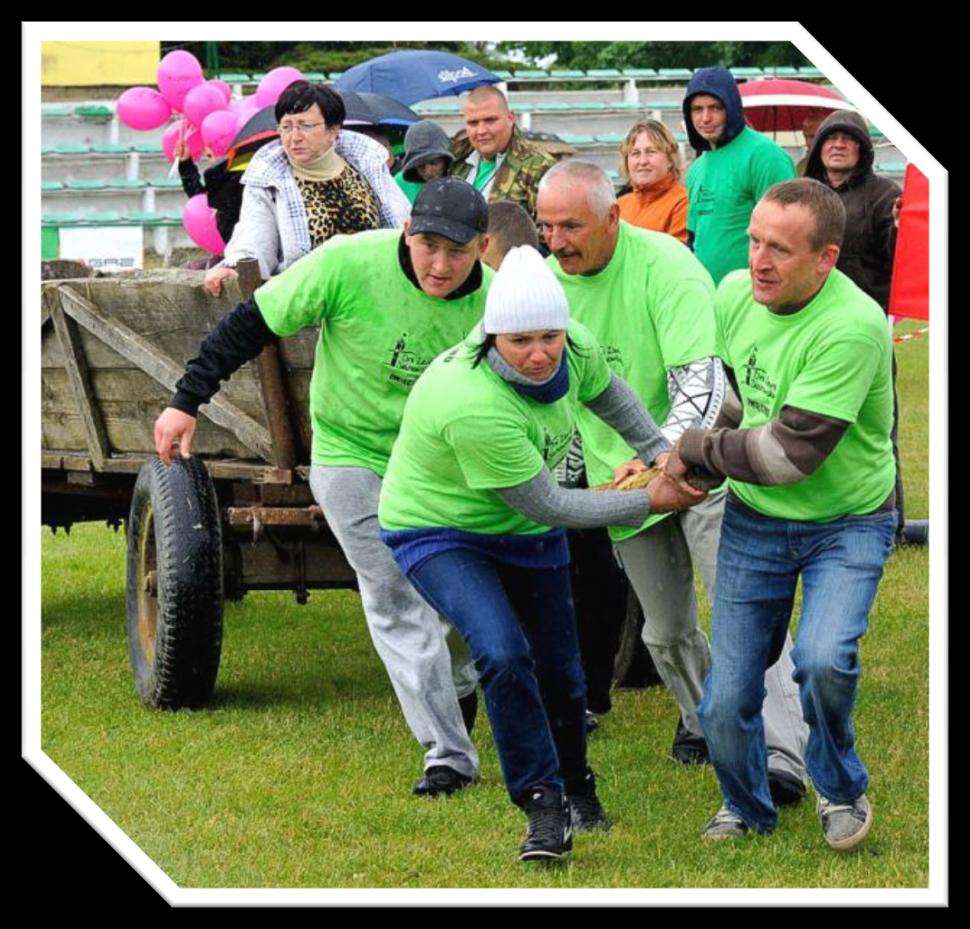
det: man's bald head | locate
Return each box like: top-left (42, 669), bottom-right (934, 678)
top-left (463, 84), bottom-right (511, 113)
top-left (538, 160), bottom-right (617, 218)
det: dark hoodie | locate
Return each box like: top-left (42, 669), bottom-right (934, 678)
top-left (683, 67), bottom-right (796, 284)
top-left (682, 66), bottom-right (748, 153)
top-left (805, 110), bottom-right (899, 311)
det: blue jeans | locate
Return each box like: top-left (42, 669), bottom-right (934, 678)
top-left (409, 550), bottom-right (587, 807)
top-left (697, 495), bottom-right (896, 833)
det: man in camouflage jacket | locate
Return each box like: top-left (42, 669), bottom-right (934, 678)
top-left (449, 85), bottom-right (558, 221)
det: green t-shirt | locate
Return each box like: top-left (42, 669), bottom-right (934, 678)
top-left (378, 320), bottom-right (612, 536)
top-left (548, 221), bottom-right (717, 541)
top-left (716, 268), bottom-right (895, 521)
top-left (393, 171), bottom-right (424, 205)
top-left (686, 126), bottom-right (796, 285)
top-left (255, 229), bottom-right (493, 475)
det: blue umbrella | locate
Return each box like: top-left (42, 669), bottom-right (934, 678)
top-left (334, 50), bottom-right (501, 105)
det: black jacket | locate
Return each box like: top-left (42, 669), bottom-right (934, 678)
top-left (178, 158), bottom-right (244, 245)
top-left (805, 110), bottom-right (900, 311)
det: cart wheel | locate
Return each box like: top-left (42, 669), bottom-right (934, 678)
top-left (126, 457), bottom-right (223, 709)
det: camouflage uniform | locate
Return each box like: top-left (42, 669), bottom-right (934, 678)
top-left (449, 124), bottom-right (558, 221)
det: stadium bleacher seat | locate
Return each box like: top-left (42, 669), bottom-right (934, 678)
top-left (66, 179), bottom-right (105, 190)
top-left (92, 143), bottom-right (131, 155)
top-left (75, 105), bottom-right (114, 119)
top-left (54, 144), bottom-right (91, 156)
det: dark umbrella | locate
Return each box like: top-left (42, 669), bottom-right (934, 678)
top-left (334, 50), bottom-right (501, 105)
top-left (334, 90), bottom-right (419, 127)
top-left (226, 106), bottom-right (278, 167)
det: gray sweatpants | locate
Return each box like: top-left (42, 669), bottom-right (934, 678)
top-left (614, 490), bottom-right (808, 783)
top-left (309, 465), bottom-right (479, 778)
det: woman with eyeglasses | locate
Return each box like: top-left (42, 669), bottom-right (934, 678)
top-left (616, 119), bottom-right (689, 244)
top-left (204, 81), bottom-right (410, 296)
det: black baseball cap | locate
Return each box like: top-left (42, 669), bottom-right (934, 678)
top-left (409, 177), bottom-right (489, 245)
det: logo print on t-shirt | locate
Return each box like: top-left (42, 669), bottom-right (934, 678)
top-left (541, 428), bottom-right (576, 466)
top-left (740, 346), bottom-right (777, 418)
top-left (385, 333), bottom-right (431, 388)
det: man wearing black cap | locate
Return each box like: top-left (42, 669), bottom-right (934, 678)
top-left (153, 178), bottom-right (493, 797)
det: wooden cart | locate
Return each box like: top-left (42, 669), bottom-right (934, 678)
top-left (41, 263), bottom-right (357, 710)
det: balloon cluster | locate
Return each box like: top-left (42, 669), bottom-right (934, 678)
top-left (116, 51), bottom-right (305, 253)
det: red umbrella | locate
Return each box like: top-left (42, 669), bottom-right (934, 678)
top-left (738, 78), bottom-right (855, 133)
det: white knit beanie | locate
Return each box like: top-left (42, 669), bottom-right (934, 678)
top-left (482, 246), bottom-right (570, 334)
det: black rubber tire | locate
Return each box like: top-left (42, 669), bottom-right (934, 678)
top-left (126, 456), bottom-right (223, 709)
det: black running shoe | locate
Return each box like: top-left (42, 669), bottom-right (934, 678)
top-left (519, 786), bottom-right (572, 862)
top-left (412, 766), bottom-right (472, 798)
top-left (671, 718), bottom-right (710, 765)
top-left (566, 769), bottom-right (611, 832)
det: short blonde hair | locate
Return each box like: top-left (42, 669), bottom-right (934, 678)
top-left (619, 120), bottom-right (683, 184)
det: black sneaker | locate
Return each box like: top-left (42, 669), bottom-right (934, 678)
top-left (519, 786), bottom-right (572, 862)
top-left (412, 765), bottom-right (472, 798)
top-left (671, 718), bottom-right (710, 765)
top-left (768, 769), bottom-right (807, 807)
top-left (566, 769), bottom-right (611, 832)
top-left (459, 690), bottom-right (478, 735)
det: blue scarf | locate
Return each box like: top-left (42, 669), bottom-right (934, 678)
top-left (486, 346), bottom-right (570, 404)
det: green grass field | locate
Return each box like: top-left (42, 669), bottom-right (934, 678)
top-left (39, 322), bottom-right (931, 891)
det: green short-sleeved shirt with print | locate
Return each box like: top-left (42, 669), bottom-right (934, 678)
top-left (254, 228), bottom-right (493, 475)
top-left (378, 319), bottom-right (612, 536)
top-left (686, 126), bottom-right (796, 285)
top-left (547, 221), bottom-right (717, 542)
top-left (716, 267), bottom-right (895, 521)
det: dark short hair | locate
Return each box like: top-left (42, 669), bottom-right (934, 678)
top-left (275, 81), bottom-right (346, 128)
top-left (487, 200), bottom-right (539, 261)
top-left (762, 178), bottom-right (846, 250)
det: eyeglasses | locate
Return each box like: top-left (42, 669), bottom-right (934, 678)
top-left (277, 121), bottom-right (326, 136)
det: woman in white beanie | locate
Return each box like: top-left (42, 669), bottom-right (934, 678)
top-left (378, 246), bottom-right (704, 862)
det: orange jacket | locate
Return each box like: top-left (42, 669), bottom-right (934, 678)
top-left (617, 174), bottom-right (689, 244)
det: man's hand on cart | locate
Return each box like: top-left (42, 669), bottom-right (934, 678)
top-left (154, 407), bottom-right (197, 465)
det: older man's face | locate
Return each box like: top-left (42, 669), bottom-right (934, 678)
top-left (463, 96), bottom-right (515, 161)
top-left (537, 179), bottom-right (619, 276)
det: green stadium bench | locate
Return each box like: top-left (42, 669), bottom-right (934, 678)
top-left (673, 131), bottom-right (688, 143)
top-left (92, 143), bottom-right (132, 155)
top-left (492, 70), bottom-right (513, 80)
top-left (586, 69), bottom-right (623, 79)
top-left (549, 70), bottom-right (585, 79)
top-left (66, 179), bottom-right (106, 190)
top-left (764, 66), bottom-right (799, 76)
top-left (533, 101), bottom-right (573, 111)
top-left (880, 162), bottom-right (907, 174)
top-left (622, 68), bottom-right (658, 79)
top-left (658, 68), bottom-right (693, 79)
top-left (513, 70), bottom-right (550, 80)
top-left (42, 104), bottom-right (75, 117)
top-left (123, 210), bottom-right (169, 224)
top-left (573, 101), bottom-right (608, 111)
top-left (134, 142), bottom-right (164, 154)
top-left (326, 71), bottom-right (345, 81)
top-left (149, 177), bottom-right (184, 189)
top-left (869, 126), bottom-right (885, 139)
top-left (42, 212), bottom-right (84, 225)
top-left (83, 210), bottom-right (124, 223)
top-left (250, 73), bottom-right (268, 82)
top-left (75, 104), bottom-right (114, 119)
top-left (108, 178), bottom-right (147, 189)
top-left (798, 67), bottom-right (824, 78)
top-left (218, 73), bottom-right (250, 83)
top-left (53, 144), bottom-right (91, 156)
top-left (303, 72), bottom-right (327, 82)
top-left (594, 132), bottom-right (627, 145)
top-left (42, 181), bottom-right (64, 192)
top-left (731, 67), bottom-right (763, 78)
top-left (558, 133), bottom-right (595, 146)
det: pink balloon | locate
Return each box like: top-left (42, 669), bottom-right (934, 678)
top-left (162, 119), bottom-right (204, 163)
top-left (183, 194), bottom-right (225, 255)
top-left (254, 66), bottom-right (305, 108)
top-left (201, 109), bottom-right (240, 158)
top-left (209, 79), bottom-right (232, 104)
top-left (116, 86), bottom-right (172, 131)
top-left (183, 82), bottom-right (227, 128)
top-left (157, 49), bottom-right (204, 112)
